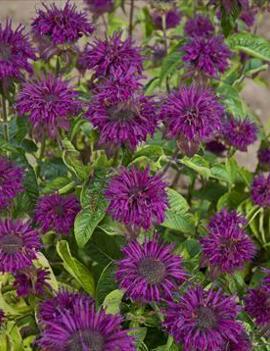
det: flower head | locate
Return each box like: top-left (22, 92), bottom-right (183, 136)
top-left (244, 286), bottom-right (270, 326)
top-left (152, 8), bottom-right (181, 30)
top-left (0, 20), bottom-right (35, 80)
top-left (160, 85), bottom-right (223, 151)
top-left (39, 299), bottom-right (135, 351)
top-left (205, 139), bottom-right (226, 155)
top-left (201, 209), bottom-right (256, 274)
top-left (251, 174), bottom-right (270, 208)
top-left (223, 117), bottom-right (257, 151)
top-left (14, 268), bottom-right (51, 297)
top-left (258, 147), bottom-right (270, 170)
top-left (220, 333), bottom-right (251, 351)
top-left (0, 220), bottom-right (41, 273)
top-left (184, 15), bottom-right (214, 38)
top-left (116, 236), bottom-right (186, 302)
top-left (183, 35), bottom-right (232, 77)
top-left (34, 193), bottom-right (80, 235)
top-left (31, 1), bottom-right (94, 45)
top-left (16, 75), bottom-right (80, 139)
top-left (85, 73), bottom-right (157, 150)
top-left (39, 290), bottom-right (94, 324)
top-left (84, 0), bottom-right (114, 15)
top-left (164, 286), bottom-right (243, 351)
top-left (79, 32), bottom-right (143, 78)
top-left (0, 157), bottom-right (24, 210)
top-left (105, 167), bottom-right (168, 230)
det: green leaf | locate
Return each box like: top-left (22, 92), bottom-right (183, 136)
top-left (75, 178), bottom-right (108, 247)
top-left (217, 82), bottom-right (246, 116)
top-left (33, 252), bottom-right (58, 291)
top-left (56, 240), bottom-right (95, 296)
top-left (102, 289), bottom-right (124, 314)
top-left (180, 155), bottom-right (211, 178)
top-left (96, 262), bottom-right (117, 306)
top-left (162, 188), bottom-right (195, 233)
top-left (159, 48), bottom-right (183, 84)
top-left (217, 191), bottom-right (248, 211)
top-left (227, 32), bottom-right (270, 62)
top-left (62, 138), bottom-right (90, 181)
top-left (42, 176), bottom-right (72, 194)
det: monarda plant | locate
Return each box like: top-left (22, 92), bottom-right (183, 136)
top-left (0, 0), bottom-right (270, 350)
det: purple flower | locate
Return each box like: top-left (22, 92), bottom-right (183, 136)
top-left (200, 209), bottom-right (256, 274)
top-left (84, 0), bottom-right (114, 15)
top-left (220, 333), bottom-right (251, 351)
top-left (85, 73), bottom-right (158, 150)
top-left (16, 75), bottom-right (80, 139)
top-left (164, 286), bottom-right (243, 351)
top-left (183, 35), bottom-right (232, 77)
top-left (39, 299), bottom-right (135, 351)
top-left (116, 236), bottom-right (186, 302)
top-left (258, 147), bottom-right (270, 170)
top-left (79, 32), bottom-right (143, 78)
top-left (0, 220), bottom-right (41, 273)
top-left (0, 20), bottom-right (35, 80)
top-left (160, 85), bottom-right (223, 152)
top-left (31, 1), bottom-right (94, 46)
top-left (205, 139), bottom-right (226, 155)
top-left (0, 157), bottom-right (24, 210)
top-left (223, 117), bottom-right (257, 151)
top-left (152, 8), bottom-right (181, 30)
top-left (39, 290), bottom-right (94, 324)
top-left (34, 193), bottom-right (80, 235)
top-left (251, 174), bottom-right (270, 208)
top-left (14, 268), bottom-right (51, 297)
top-left (240, 8), bottom-right (256, 27)
top-left (184, 15), bottom-right (214, 38)
top-left (245, 286), bottom-right (270, 326)
top-left (105, 167), bottom-right (168, 230)
top-left (0, 310), bottom-right (4, 325)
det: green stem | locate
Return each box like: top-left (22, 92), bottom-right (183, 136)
top-left (1, 94), bottom-right (8, 142)
top-left (128, 0), bottom-right (135, 38)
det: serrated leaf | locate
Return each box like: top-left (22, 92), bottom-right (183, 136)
top-left (227, 32), bottom-right (270, 62)
top-left (75, 178), bottom-right (108, 247)
top-left (56, 240), bottom-right (95, 296)
top-left (159, 48), bottom-right (183, 84)
top-left (162, 188), bottom-right (194, 233)
top-left (180, 155), bottom-right (211, 178)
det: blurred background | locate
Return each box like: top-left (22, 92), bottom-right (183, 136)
top-left (0, 0), bottom-right (269, 170)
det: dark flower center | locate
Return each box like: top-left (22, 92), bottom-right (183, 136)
top-left (44, 93), bottom-right (58, 102)
top-left (55, 205), bottom-right (64, 216)
top-left (67, 329), bottom-right (104, 351)
top-left (184, 106), bottom-right (199, 125)
top-left (0, 43), bottom-right (12, 61)
top-left (138, 257), bottom-right (166, 284)
top-left (0, 233), bottom-right (23, 254)
top-left (107, 103), bottom-right (136, 122)
top-left (195, 306), bottom-right (217, 330)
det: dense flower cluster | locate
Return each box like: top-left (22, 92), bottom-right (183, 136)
top-left (84, 0), bottom-right (114, 15)
top-left (223, 117), bottom-right (257, 151)
top-left (183, 35), bottom-right (232, 77)
top-left (0, 20), bottom-right (35, 80)
top-left (160, 85), bottom-right (224, 154)
top-left (34, 193), bottom-right (80, 235)
top-left (0, 157), bottom-right (24, 210)
top-left (251, 174), bottom-right (270, 208)
top-left (79, 32), bottom-right (143, 78)
top-left (201, 209), bottom-right (256, 274)
top-left (105, 167), bottom-right (168, 230)
top-left (39, 294), bottom-right (135, 351)
top-left (0, 220), bottom-right (41, 273)
top-left (31, 1), bottom-right (94, 45)
top-left (0, 1), bottom-right (269, 350)
top-left (116, 236), bottom-right (186, 302)
top-left (164, 286), bottom-right (244, 351)
top-left (16, 75), bottom-right (80, 139)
